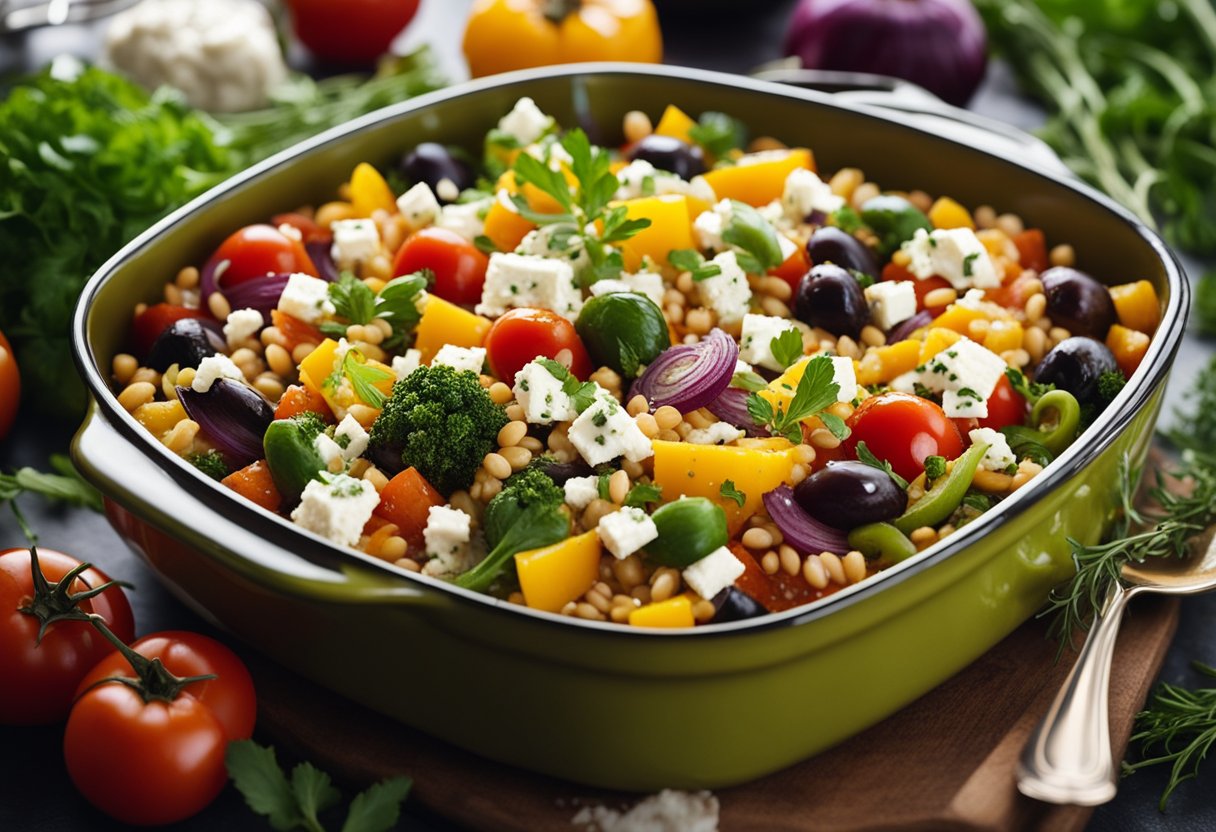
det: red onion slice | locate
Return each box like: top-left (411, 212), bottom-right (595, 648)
top-left (706, 387), bottom-right (770, 437)
top-left (887, 308), bottom-right (934, 344)
top-left (306, 240), bottom-right (340, 283)
top-left (631, 328), bottom-right (738, 413)
top-left (221, 273), bottom-right (293, 324)
top-left (177, 379), bottom-right (274, 467)
top-left (763, 485), bottom-right (850, 556)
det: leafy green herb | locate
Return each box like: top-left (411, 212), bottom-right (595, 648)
top-left (769, 329), bottom-right (805, 370)
top-left (1167, 358), bottom-right (1216, 452)
top-left (961, 491), bottom-right (993, 512)
top-left (829, 206), bottom-right (865, 235)
top-left (341, 351), bottom-right (392, 410)
top-left (0, 455), bottom-right (102, 511)
top-left (537, 358), bottom-right (599, 412)
top-left (962, 252), bottom-right (979, 277)
top-left (687, 111), bottom-right (747, 157)
top-left (731, 370), bottom-right (768, 392)
top-left (723, 200), bottom-right (783, 274)
top-left (372, 273), bottom-right (428, 348)
top-left (854, 441), bottom-right (909, 490)
top-left (473, 234), bottom-right (498, 254)
top-left (326, 274), bottom-right (377, 327)
top-left (668, 248), bottom-right (722, 281)
top-left (597, 472), bottom-right (612, 501)
top-left (719, 479), bottom-right (746, 507)
top-left (226, 740), bottom-right (412, 832)
top-left (746, 354), bottom-right (843, 444)
top-left (923, 455), bottom-right (947, 481)
top-left (624, 483), bottom-right (663, 508)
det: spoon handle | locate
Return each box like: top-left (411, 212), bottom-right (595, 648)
top-left (1016, 583), bottom-right (1133, 806)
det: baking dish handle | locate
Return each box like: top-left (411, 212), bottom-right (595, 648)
top-left (72, 403), bottom-right (447, 609)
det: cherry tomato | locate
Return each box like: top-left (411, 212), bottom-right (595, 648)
top-left (484, 307), bottom-right (594, 382)
top-left (271, 212), bottom-right (332, 244)
top-left (131, 304), bottom-right (211, 358)
top-left (287, 0), bottom-right (421, 65)
top-left (205, 224), bottom-right (317, 290)
top-left (844, 392), bottom-right (964, 483)
top-left (976, 372), bottom-right (1028, 432)
top-left (768, 246), bottom-right (810, 293)
top-left (0, 548), bottom-right (134, 726)
top-left (0, 328), bottom-right (19, 441)
top-left (392, 227), bottom-right (489, 307)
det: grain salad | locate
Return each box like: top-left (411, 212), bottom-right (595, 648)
top-left (112, 98), bottom-right (1162, 628)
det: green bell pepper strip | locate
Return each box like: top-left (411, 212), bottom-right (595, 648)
top-left (848, 522), bottom-right (918, 564)
top-left (263, 419), bottom-right (327, 504)
top-left (892, 442), bottom-right (990, 535)
top-left (1029, 389), bottom-right (1081, 456)
top-left (643, 497), bottom-right (728, 568)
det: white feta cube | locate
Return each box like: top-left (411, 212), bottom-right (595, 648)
top-left (863, 281), bottom-right (917, 330)
top-left (692, 199), bottom-right (734, 252)
top-left (277, 273), bottom-right (335, 324)
top-left (831, 355), bottom-right (858, 403)
top-left (682, 545), bottom-right (745, 601)
top-left (223, 307), bottom-right (263, 348)
top-left (391, 349), bottom-right (422, 381)
top-left (422, 505), bottom-right (474, 576)
top-left (739, 313), bottom-right (801, 371)
top-left (918, 337), bottom-right (1007, 418)
top-left (192, 354), bottom-right (244, 393)
top-left (313, 433), bottom-right (345, 471)
top-left (334, 414), bottom-right (369, 461)
top-left (942, 389), bottom-right (988, 418)
top-left (969, 427), bottom-right (1017, 472)
top-left (515, 223), bottom-right (589, 272)
top-left (396, 181), bottom-right (441, 228)
top-left (889, 370), bottom-right (919, 394)
top-left (436, 197), bottom-right (491, 241)
top-left (596, 507), bottom-right (659, 560)
top-left (696, 250), bottom-right (751, 326)
top-left (431, 344), bottom-right (487, 375)
top-left (563, 476), bottom-right (600, 511)
top-left (614, 158), bottom-right (658, 200)
top-left (902, 227), bottom-right (1000, 290)
top-left (588, 271), bottom-right (665, 310)
top-left (568, 395), bottom-right (654, 467)
top-left (513, 359), bottom-right (577, 425)
top-left (685, 422), bottom-right (745, 446)
top-left (497, 97), bottom-right (553, 146)
top-left (476, 252), bottom-right (583, 321)
top-left (290, 474), bottom-right (380, 548)
top-left (781, 167), bottom-right (844, 222)
top-left (330, 218), bottom-right (380, 270)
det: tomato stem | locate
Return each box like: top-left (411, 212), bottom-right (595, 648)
top-left (85, 614), bottom-right (217, 705)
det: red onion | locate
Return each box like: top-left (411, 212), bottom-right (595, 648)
top-left (199, 256), bottom-right (227, 304)
top-left (177, 379), bottom-right (274, 467)
top-left (306, 240), bottom-right (340, 283)
top-left (887, 308), bottom-right (934, 343)
top-left (221, 273), bottom-right (292, 323)
top-left (763, 485), bottom-right (851, 556)
top-left (706, 387), bottom-right (770, 437)
top-left (783, 0), bottom-right (988, 106)
top-left (631, 328), bottom-right (738, 413)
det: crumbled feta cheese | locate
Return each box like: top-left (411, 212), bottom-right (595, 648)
top-left (330, 219), bottom-right (380, 270)
top-left (692, 199), bottom-right (733, 252)
top-left (497, 96), bottom-right (553, 146)
top-left (596, 507), bottom-right (659, 560)
top-left (902, 227), bottom-right (1000, 290)
top-left (863, 281), bottom-right (917, 330)
top-left (969, 427), bottom-right (1017, 472)
top-left (515, 223), bottom-right (589, 272)
top-left (422, 505), bottom-right (474, 576)
top-left (278, 273), bottom-right (335, 324)
top-left (436, 197), bottom-right (492, 241)
top-left (889, 370), bottom-right (919, 394)
top-left (588, 271), bottom-right (665, 309)
top-left (513, 359), bottom-right (577, 425)
top-left (223, 307), bottom-right (263, 348)
top-left (568, 395), bottom-right (654, 467)
top-left (685, 422), bottom-right (745, 446)
top-left (192, 354), bottom-right (244, 393)
top-left (391, 349), bottom-right (422, 381)
top-left (613, 158), bottom-right (717, 204)
top-left (782, 167), bottom-right (844, 222)
top-left (682, 546), bottom-right (745, 600)
top-left (290, 474), bottom-right (380, 548)
top-left (396, 182), bottom-right (441, 228)
top-left (563, 476), bottom-right (600, 511)
top-left (957, 288), bottom-right (987, 309)
top-left (918, 337), bottom-right (1007, 418)
top-left (313, 433), bottom-right (344, 470)
top-left (614, 158), bottom-right (658, 200)
top-left (739, 313), bottom-right (800, 371)
top-left (476, 252), bottom-right (583, 321)
top-left (696, 250), bottom-right (751, 326)
top-left (831, 356), bottom-right (858, 403)
top-left (431, 345), bottom-right (487, 375)
top-left (334, 414), bottom-right (369, 461)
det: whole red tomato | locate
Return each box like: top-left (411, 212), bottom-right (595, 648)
top-left (393, 227), bottom-right (489, 306)
top-left (0, 548), bottom-right (134, 726)
top-left (0, 328), bottom-right (19, 441)
top-left (484, 307), bottom-right (594, 382)
top-left (845, 392), bottom-right (963, 483)
top-left (205, 224), bottom-right (317, 291)
top-left (288, 0), bottom-right (421, 65)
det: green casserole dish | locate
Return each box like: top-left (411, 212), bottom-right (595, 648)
top-left (71, 64), bottom-right (1188, 790)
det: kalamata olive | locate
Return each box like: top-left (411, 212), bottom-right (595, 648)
top-left (793, 461), bottom-right (905, 530)
top-left (806, 226), bottom-right (880, 280)
top-left (1040, 267), bottom-right (1117, 340)
top-left (531, 457), bottom-right (593, 486)
top-left (625, 134), bottom-right (706, 180)
top-left (793, 263), bottom-right (871, 338)
top-left (1035, 336), bottom-right (1118, 404)
top-left (711, 587), bottom-right (767, 623)
top-left (399, 142), bottom-right (474, 202)
top-left (146, 318), bottom-right (225, 372)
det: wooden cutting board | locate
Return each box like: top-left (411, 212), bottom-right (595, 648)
top-left (242, 596), bottom-right (1178, 831)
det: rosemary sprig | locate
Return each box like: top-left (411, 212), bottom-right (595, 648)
top-left (1124, 662), bottom-right (1216, 810)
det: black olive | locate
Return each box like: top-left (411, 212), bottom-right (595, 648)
top-left (1040, 267), bottom-right (1117, 340)
top-left (711, 587), bottom-right (767, 623)
top-left (625, 135), bottom-right (706, 180)
top-left (806, 226), bottom-right (880, 280)
top-left (146, 318), bottom-right (226, 372)
top-left (793, 263), bottom-right (871, 338)
top-left (532, 457), bottom-right (594, 486)
top-left (793, 461), bottom-right (905, 530)
top-left (1034, 336), bottom-right (1118, 404)
top-left (399, 142), bottom-right (474, 202)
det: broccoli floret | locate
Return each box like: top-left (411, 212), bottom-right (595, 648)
top-left (454, 466), bottom-right (568, 592)
top-left (1097, 369), bottom-right (1127, 404)
top-left (188, 450), bottom-right (230, 481)
top-left (290, 411), bottom-right (329, 442)
top-left (367, 364), bottom-right (508, 495)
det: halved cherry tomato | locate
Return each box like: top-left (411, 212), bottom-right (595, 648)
top-left (272, 212), bottom-right (332, 245)
top-left (0, 328), bottom-right (19, 441)
top-left (976, 372), bottom-right (1028, 432)
top-left (0, 548), bottom-right (134, 725)
top-left (1012, 228), bottom-right (1049, 273)
top-left (392, 227), bottom-right (489, 307)
top-left (131, 304), bottom-right (211, 357)
top-left (844, 392), bottom-right (964, 483)
top-left (374, 467), bottom-right (445, 550)
top-left (881, 262), bottom-right (953, 314)
top-left (768, 246), bottom-right (810, 293)
top-left (484, 307), bottom-right (594, 382)
top-left (205, 224), bottom-right (317, 291)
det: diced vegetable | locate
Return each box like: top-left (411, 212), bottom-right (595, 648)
top-left (349, 162), bottom-right (397, 217)
top-left (482, 198), bottom-right (535, 253)
top-left (701, 149), bottom-right (814, 207)
top-left (413, 296), bottom-right (493, 365)
top-left (262, 414), bottom-right (328, 505)
top-left (616, 194), bottom-right (695, 270)
top-left (221, 460), bottom-right (282, 513)
top-left (628, 594), bottom-right (695, 628)
top-left (1106, 324), bottom-right (1150, 377)
top-left (644, 498), bottom-right (728, 567)
top-left (854, 339), bottom-right (921, 386)
top-left (653, 104), bottom-right (697, 144)
top-left (652, 439), bottom-right (796, 533)
top-left (928, 196), bottom-right (973, 229)
top-left (132, 400), bottom-right (187, 436)
top-left (274, 385), bottom-right (333, 421)
top-left (374, 467), bottom-right (445, 550)
top-left (515, 530), bottom-right (602, 613)
top-left (892, 441), bottom-right (989, 535)
top-left (1109, 280), bottom-right (1160, 334)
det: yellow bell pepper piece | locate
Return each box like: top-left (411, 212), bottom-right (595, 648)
top-left (1109, 280), bottom-right (1160, 334)
top-left (483, 198), bottom-right (535, 253)
top-left (496, 169), bottom-right (576, 216)
top-left (983, 319), bottom-right (1024, 355)
top-left (919, 327), bottom-right (963, 362)
top-left (617, 194), bottom-right (694, 271)
top-left (629, 594), bottom-right (695, 628)
top-left (654, 104), bottom-right (697, 144)
top-left (132, 400), bottom-right (187, 437)
top-left (702, 148), bottom-right (814, 207)
top-left (298, 339), bottom-right (339, 393)
top-left (854, 339), bottom-right (923, 386)
top-left (1106, 324), bottom-right (1151, 377)
top-left (757, 357), bottom-right (812, 417)
top-left (298, 339), bottom-right (394, 412)
top-left (652, 439), bottom-right (796, 534)
top-left (930, 303), bottom-right (987, 335)
top-left (927, 196), bottom-right (974, 230)
top-left (414, 296), bottom-right (493, 365)
top-left (515, 530), bottom-right (601, 613)
top-left (349, 163), bottom-right (397, 218)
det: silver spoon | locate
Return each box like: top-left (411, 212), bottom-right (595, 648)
top-left (1017, 525), bottom-right (1216, 806)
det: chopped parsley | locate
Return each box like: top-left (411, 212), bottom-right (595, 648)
top-left (719, 479), bottom-right (747, 507)
top-left (769, 328), bottom-right (805, 370)
top-left (746, 354), bottom-right (849, 444)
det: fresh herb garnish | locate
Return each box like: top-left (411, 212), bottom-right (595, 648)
top-left (769, 329), bottom-right (805, 370)
top-left (723, 200), bottom-right (784, 274)
top-left (321, 272), bottom-right (427, 348)
top-left (537, 358), bottom-right (598, 412)
top-left (962, 252), bottom-right (979, 278)
top-left (687, 111), bottom-right (747, 157)
top-left (597, 472), bottom-right (612, 501)
top-left (719, 479), bottom-right (747, 507)
top-left (473, 234), bottom-right (498, 254)
top-left (746, 354), bottom-right (845, 444)
top-left (849, 268), bottom-right (875, 289)
top-left (340, 350), bottom-right (393, 410)
top-left (829, 205), bottom-right (865, 235)
top-left (923, 455), bottom-right (947, 481)
top-left (854, 441), bottom-right (909, 490)
top-left (731, 370), bottom-right (768, 392)
top-left (624, 483), bottom-right (663, 508)
top-left (0, 455), bottom-right (103, 512)
top-left (325, 273), bottom-right (377, 327)
top-left (1005, 366), bottom-right (1055, 405)
top-left (668, 248), bottom-right (723, 281)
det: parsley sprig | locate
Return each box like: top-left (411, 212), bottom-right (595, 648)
top-left (321, 272), bottom-right (429, 349)
top-left (769, 329), bottom-right (804, 370)
top-left (854, 441), bottom-right (909, 490)
top-left (746, 354), bottom-right (848, 444)
top-left (719, 479), bottom-right (747, 507)
top-left (537, 358), bottom-right (598, 413)
top-left (668, 249), bottom-right (722, 282)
